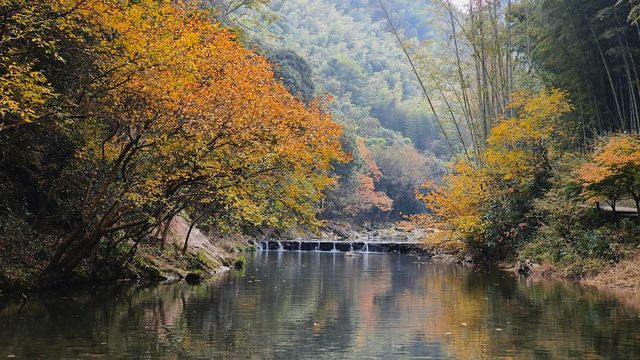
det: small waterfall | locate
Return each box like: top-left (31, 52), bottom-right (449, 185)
top-left (364, 242), bottom-right (369, 252)
top-left (349, 242), bottom-right (353, 251)
top-left (278, 241), bottom-right (284, 251)
top-left (332, 242), bottom-right (337, 252)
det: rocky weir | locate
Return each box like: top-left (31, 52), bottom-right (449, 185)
top-left (258, 240), bottom-right (430, 254)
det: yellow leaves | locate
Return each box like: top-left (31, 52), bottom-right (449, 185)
top-left (591, 134), bottom-right (640, 168)
top-left (418, 160), bottom-right (489, 244)
top-left (507, 88), bottom-right (573, 129)
top-left (0, 0), bottom-right (99, 129)
top-left (489, 88), bottom-right (573, 148)
top-left (486, 88), bottom-right (574, 187)
top-left (417, 88), bottom-right (575, 246)
top-left (0, 61), bottom-right (55, 125)
top-left (578, 161), bottom-right (611, 185)
top-left (487, 119), bottom-right (527, 147)
top-left (3, 0), bottom-right (345, 232)
top-left (485, 147), bottom-right (532, 182)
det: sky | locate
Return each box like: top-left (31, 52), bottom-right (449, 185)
top-left (450, 0), bottom-right (468, 10)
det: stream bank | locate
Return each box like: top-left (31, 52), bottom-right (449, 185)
top-left (0, 216), bottom-right (252, 293)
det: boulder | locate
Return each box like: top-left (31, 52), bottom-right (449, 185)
top-left (185, 272), bottom-right (204, 284)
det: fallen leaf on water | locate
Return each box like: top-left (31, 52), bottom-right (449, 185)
top-left (461, 322), bottom-right (468, 326)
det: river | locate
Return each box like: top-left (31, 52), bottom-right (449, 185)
top-left (1, 252), bottom-right (640, 359)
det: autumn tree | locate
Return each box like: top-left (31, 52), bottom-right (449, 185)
top-left (0, 0), bottom-right (345, 280)
top-left (342, 139), bottom-right (393, 218)
top-left (371, 143), bottom-right (443, 216)
top-left (579, 134), bottom-right (640, 218)
top-left (0, 0), bottom-right (91, 131)
top-left (418, 89), bottom-right (574, 258)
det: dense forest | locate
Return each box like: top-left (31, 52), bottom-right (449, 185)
top-left (1, 0), bottom-right (640, 289)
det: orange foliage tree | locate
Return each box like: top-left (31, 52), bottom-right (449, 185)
top-left (579, 134), bottom-right (640, 217)
top-left (18, 0), bottom-right (347, 276)
top-left (344, 139), bottom-right (393, 216)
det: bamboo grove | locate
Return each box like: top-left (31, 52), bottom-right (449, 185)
top-left (0, 0), bottom-right (345, 279)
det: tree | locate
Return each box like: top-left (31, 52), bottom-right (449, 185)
top-left (0, 0), bottom-right (89, 132)
top-left (371, 143), bottom-right (443, 216)
top-left (1, 0), bottom-right (346, 279)
top-left (264, 49), bottom-right (316, 104)
top-left (418, 88), bottom-right (574, 257)
top-left (579, 134), bottom-right (640, 218)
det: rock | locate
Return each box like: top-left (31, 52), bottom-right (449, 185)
top-left (281, 241), bottom-right (300, 251)
top-left (516, 259), bottom-right (534, 275)
top-left (233, 256), bottom-right (246, 270)
top-left (300, 242), bottom-right (319, 251)
top-left (185, 272), bottom-right (204, 284)
top-left (318, 242), bottom-right (334, 251)
top-left (163, 273), bottom-right (182, 282)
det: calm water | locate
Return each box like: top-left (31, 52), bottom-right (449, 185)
top-left (1, 252), bottom-right (640, 359)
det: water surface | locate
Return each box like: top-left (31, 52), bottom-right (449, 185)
top-left (1, 252), bottom-right (640, 359)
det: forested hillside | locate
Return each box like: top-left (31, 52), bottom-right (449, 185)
top-left (236, 0), bottom-right (640, 278)
top-left (236, 0), bottom-right (457, 220)
top-left (251, 0), bottom-right (441, 151)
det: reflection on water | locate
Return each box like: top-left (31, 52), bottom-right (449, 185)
top-left (1, 252), bottom-right (640, 359)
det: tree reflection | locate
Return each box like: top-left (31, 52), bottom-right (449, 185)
top-left (1, 253), bottom-right (639, 359)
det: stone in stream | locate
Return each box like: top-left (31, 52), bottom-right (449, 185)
top-left (367, 243), bottom-right (387, 252)
top-left (267, 241), bottom-right (280, 250)
top-left (335, 242), bottom-right (352, 252)
top-left (282, 241), bottom-right (300, 251)
top-left (300, 242), bottom-right (319, 251)
top-left (319, 242), bottom-right (335, 251)
top-left (351, 242), bottom-right (366, 251)
top-left (185, 272), bottom-right (204, 284)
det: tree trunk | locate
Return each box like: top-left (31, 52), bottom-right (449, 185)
top-left (183, 213), bottom-right (206, 254)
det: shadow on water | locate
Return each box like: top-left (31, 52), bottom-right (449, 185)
top-left (1, 252), bottom-right (640, 359)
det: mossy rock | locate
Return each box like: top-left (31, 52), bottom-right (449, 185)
top-left (186, 251), bottom-right (220, 271)
top-left (185, 272), bottom-right (204, 284)
top-left (233, 256), bottom-right (246, 270)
